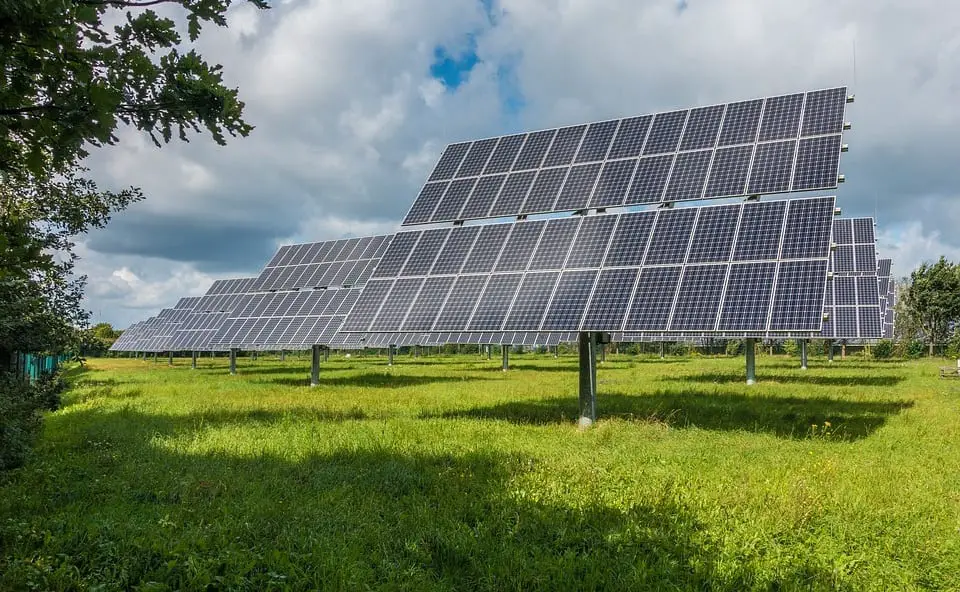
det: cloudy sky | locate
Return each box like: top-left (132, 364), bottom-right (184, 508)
top-left (79, 0), bottom-right (960, 328)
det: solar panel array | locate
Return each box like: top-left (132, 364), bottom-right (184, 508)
top-left (878, 258), bottom-right (896, 339)
top-left (343, 196), bottom-right (836, 344)
top-left (110, 297), bottom-right (199, 352)
top-left (820, 218), bottom-right (881, 340)
top-left (168, 279), bottom-right (257, 351)
top-left (403, 88), bottom-right (848, 225)
top-left (204, 236), bottom-right (392, 350)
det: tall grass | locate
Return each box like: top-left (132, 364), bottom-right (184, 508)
top-left (1, 351), bottom-right (958, 590)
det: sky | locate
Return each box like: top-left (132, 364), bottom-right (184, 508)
top-left (78, 0), bottom-right (960, 328)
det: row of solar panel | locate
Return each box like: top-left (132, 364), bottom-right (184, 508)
top-left (405, 136), bottom-right (842, 224)
top-left (405, 88), bottom-right (847, 225)
top-left (383, 198), bottom-right (836, 288)
top-left (264, 235), bottom-right (392, 268)
top-left (251, 258), bottom-right (377, 292)
top-left (204, 278), bottom-right (257, 296)
top-left (207, 315), bottom-right (346, 349)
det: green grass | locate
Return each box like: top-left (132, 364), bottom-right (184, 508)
top-left (1, 351), bottom-right (959, 590)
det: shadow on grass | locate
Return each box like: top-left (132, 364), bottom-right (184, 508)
top-left (2, 404), bottom-right (840, 590)
top-left (662, 372), bottom-right (906, 387)
top-left (261, 371), bottom-right (494, 389)
top-left (427, 391), bottom-right (912, 441)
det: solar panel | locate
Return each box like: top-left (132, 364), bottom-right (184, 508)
top-left (344, 195), bottom-right (836, 342)
top-left (403, 88), bottom-right (848, 225)
top-left (820, 219), bottom-right (882, 340)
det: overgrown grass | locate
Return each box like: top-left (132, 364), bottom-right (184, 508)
top-left (1, 351), bottom-right (958, 590)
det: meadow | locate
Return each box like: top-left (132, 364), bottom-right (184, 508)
top-left (0, 350), bottom-right (958, 590)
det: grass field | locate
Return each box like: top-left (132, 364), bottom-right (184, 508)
top-left (1, 351), bottom-right (959, 590)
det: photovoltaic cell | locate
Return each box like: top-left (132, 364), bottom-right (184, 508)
top-left (643, 111), bottom-right (688, 155)
top-left (483, 134), bottom-right (525, 174)
top-left (431, 178), bottom-right (477, 222)
top-left (857, 276), bottom-right (880, 306)
top-left (747, 140), bottom-right (797, 194)
top-left (371, 278), bottom-right (423, 331)
top-left (401, 228), bottom-right (450, 276)
top-left (554, 163), bottom-right (601, 211)
top-left (566, 215), bottom-right (616, 268)
top-left (623, 266), bottom-right (682, 330)
top-left (434, 276), bottom-right (487, 331)
top-left (758, 93), bottom-right (804, 141)
top-left (528, 218), bottom-right (580, 270)
top-left (663, 150), bottom-right (712, 201)
top-left (541, 270), bottom-right (597, 330)
top-left (373, 231), bottom-right (419, 278)
top-left (733, 200), bottom-right (787, 261)
top-left (625, 155), bottom-right (673, 204)
top-left (589, 159), bottom-right (637, 208)
top-left (769, 260), bottom-right (829, 331)
top-left (679, 105), bottom-right (724, 151)
top-left (456, 138), bottom-right (498, 178)
top-left (644, 208), bottom-right (697, 265)
top-left (429, 142), bottom-right (471, 181)
top-left (717, 262), bottom-right (777, 331)
top-left (855, 244), bottom-right (877, 273)
top-left (517, 167), bottom-right (565, 213)
top-left (687, 204), bottom-right (740, 263)
top-left (669, 265), bottom-right (728, 330)
top-left (488, 171), bottom-right (536, 217)
top-left (853, 218), bottom-right (874, 244)
top-left (718, 99), bottom-right (763, 146)
top-left (780, 196), bottom-right (835, 259)
top-left (792, 135), bottom-right (841, 191)
top-left (607, 116), bottom-right (652, 159)
top-left (341, 279), bottom-right (392, 331)
top-left (575, 120), bottom-right (618, 163)
top-left (604, 211), bottom-right (655, 267)
top-left (460, 175), bottom-right (506, 219)
top-left (543, 125), bottom-right (587, 167)
top-left (833, 245), bottom-right (855, 273)
top-left (403, 182), bottom-right (448, 225)
top-left (581, 268), bottom-right (639, 330)
top-left (504, 272), bottom-right (559, 330)
top-left (402, 276), bottom-right (455, 331)
top-left (468, 274), bottom-right (523, 330)
top-left (513, 130), bottom-right (555, 171)
top-left (801, 88), bottom-right (847, 136)
top-left (494, 220), bottom-right (545, 272)
top-left (461, 224), bottom-right (511, 274)
top-left (430, 226), bottom-right (480, 275)
top-left (704, 145), bottom-right (752, 198)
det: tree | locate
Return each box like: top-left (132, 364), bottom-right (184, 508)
top-left (901, 257), bottom-right (960, 356)
top-left (1, 0), bottom-right (267, 469)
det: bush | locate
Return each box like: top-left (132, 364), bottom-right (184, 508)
top-left (903, 340), bottom-right (926, 359)
top-left (668, 342), bottom-right (690, 356)
top-left (725, 340), bottom-right (743, 356)
top-left (0, 371), bottom-right (65, 471)
top-left (872, 340), bottom-right (895, 359)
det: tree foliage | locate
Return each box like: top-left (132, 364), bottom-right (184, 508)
top-left (1, 0), bottom-right (267, 469)
top-left (900, 257), bottom-right (960, 355)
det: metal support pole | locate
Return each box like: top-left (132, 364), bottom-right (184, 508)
top-left (191, 350), bottom-right (198, 370)
top-left (324, 348), bottom-right (330, 362)
top-left (502, 346), bottom-right (509, 371)
top-left (229, 348), bottom-right (238, 375)
top-left (280, 350), bottom-right (286, 362)
top-left (600, 344), bottom-right (606, 364)
top-left (578, 332), bottom-right (597, 428)
top-left (745, 338), bottom-right (756, 385)
top-left (153, 352), bottom-right (158, 363)
top-left (311, 345), bottom-right (321, 386)
top-left (388, 345), bottom-right (395, 366)
top-left (486, 345), bottom-right (491, 360)
top-left (414, 345), bottom-right (420, 358)
top-left (251, 351), bottom-right (258, 362)
top-left (800, 339), bottom-right (808, 370)
top-left (828, 343), bottom-right (834, 363)
top-left (168, 351), bottom-right (173, 366)
top-left (659, 342), bottom-right (665, 359)
top-left (841, 343), bottom-right (846, 360)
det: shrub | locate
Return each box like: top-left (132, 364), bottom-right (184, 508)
top-left (725, 340), bottom-right (743, 356)
top-left (872, 340), bottom-right (895, 359)
top-left (668, 342), bottom-right (690, 356)
top-left (904, 340), bottom-right (926, 359)
top-left (0, 371), bottom-right (65, 471)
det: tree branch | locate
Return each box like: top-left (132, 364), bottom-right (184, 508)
top-left (73, 0), bottom-right (181, 7)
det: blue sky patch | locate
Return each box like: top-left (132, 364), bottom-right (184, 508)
top-left (430, 38), bottom-right (480, 90)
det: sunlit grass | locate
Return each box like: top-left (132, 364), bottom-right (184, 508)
top-left (1, 351), bottom-right (958, 590)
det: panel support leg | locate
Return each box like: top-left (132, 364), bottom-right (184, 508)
top-left (659, 342), bottom-right (665, 359)
top-left (153, 352), bottom-right (158, 364)
top-left (280, 350), bottom-right (286, 362)
top-left (324, 348), bottom-right (330, 362)
top-left (414, 345), bottom-right (420, 358)
top-left (578, 332), bottom-right (597, 429)
top-left (745, 338), bottom-right (756, 385)
top-left (229, 348), bottom-right (237, 375)
top-left (311, 345), bottom-right (321, 387)
top-left (168, 351), bottom-right (173, 366)
top-left (251, 351), bottom-right (258, 362)
top-left (800, 339), bottom-right (808, 370)
top-left (502, 346), bottom-right (509, 371)
top-left (191, 350), bottom-right (198, 370)
top-left (486, 345), bottom-right (491, 360)
top-left (828, 343), bottom-right (834, 363)
top-left (841, 343), bottom-right (846, 360)
top-left (388, 345), bottom-right (395, 366)
top-left (600, 344), bottom-right (606, 364)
